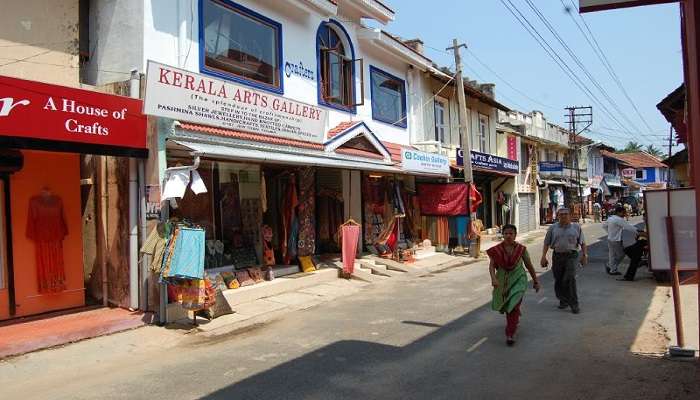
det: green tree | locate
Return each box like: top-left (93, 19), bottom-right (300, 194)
top-left (645, 144), bottom-right (665, 158)
top-left (619, 141), bottom-right (643, 153)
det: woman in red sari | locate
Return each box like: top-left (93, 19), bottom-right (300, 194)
top-left (487, 224), bottom-right (540, 346)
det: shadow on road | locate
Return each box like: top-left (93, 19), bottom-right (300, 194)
top-left (199, 230), bottom-right (698, 399)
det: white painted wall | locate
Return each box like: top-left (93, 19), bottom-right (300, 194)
top-left (138, 0), bottom-right (414, 144)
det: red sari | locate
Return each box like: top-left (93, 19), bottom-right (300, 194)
top-left (26, 194), bottom-right (68, 293)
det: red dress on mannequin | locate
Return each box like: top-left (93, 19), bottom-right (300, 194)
top-left (26, 193), bottom-right (68, 293)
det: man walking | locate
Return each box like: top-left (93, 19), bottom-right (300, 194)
top-left (604, 205), bottom-right (644, 280)
top-left (604, 205), bottom-right (635, 276)
top-left (541, 208), bottom-right (587, 314)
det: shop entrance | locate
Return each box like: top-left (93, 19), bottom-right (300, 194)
top-left (0, 150), bottom-right (85, 320)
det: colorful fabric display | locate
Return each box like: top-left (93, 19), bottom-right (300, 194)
top-left (165, 227), bottom-right (205, 280)
top-left (297, 167), bottom-right (316, 257)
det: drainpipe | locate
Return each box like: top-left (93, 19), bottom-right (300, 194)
top-left (138, 159), bottom-right (148, 311)
top-left (100, 154), bottom-right (108, 307)
top-left (128, 70), bottom-right (140, 310)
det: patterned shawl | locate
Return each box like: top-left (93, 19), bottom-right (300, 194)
top-left (487, 242), bottom-right (527, 270)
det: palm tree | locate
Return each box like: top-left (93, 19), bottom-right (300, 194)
top-left (645, 144), bottom-right (665, 158)
top-left (619, 141), bottom-right (643, 153)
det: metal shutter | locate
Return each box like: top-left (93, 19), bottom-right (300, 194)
top-left (518, 194), bottom-right (536, 233)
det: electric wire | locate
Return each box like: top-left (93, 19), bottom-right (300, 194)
top-left (564, 0), bottom-right (658, 134)
top-left (522, 0), bottom-right (651, 141)
top-left (499, 0), bottom-right (656, 146)
top-left (498, 0), bottom-right (630, 135)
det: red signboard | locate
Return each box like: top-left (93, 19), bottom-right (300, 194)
top-left (0, 75), bottom-right (146, 155)
top-left (507, 136), bottom-right (518, 161)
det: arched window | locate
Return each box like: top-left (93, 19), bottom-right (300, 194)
top-left (317, 22), bottom-right (362, 110)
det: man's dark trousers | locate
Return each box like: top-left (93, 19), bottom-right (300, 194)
top-left (623, 240), bottom-right (646, 281)
top-left (553, 251), bottom-right (579, 307)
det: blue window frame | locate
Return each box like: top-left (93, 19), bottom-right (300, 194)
top-left (199, 0), bottom-right (284, 94)
top-left (316, 20), bottom-right (357, 113)
top-left (370, 66), bottom-right (407, 128)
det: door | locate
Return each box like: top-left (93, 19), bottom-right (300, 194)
top-left (0, 177), bottom-right (9, 319)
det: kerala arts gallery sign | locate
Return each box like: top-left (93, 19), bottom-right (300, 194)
top-left (144, 61), bottom-right (327, 143)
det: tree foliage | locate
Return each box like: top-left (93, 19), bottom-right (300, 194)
top-left (645, 144), bottom-right (665, 158)
top-left (619, 141), bottom-right (643, 153)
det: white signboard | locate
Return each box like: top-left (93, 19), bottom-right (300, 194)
top-left (401, 148), bottom-right (450, 175)
top-left (621, 167), bottom-right (636, 178)
top-left (144, 61), bottom-right (327, 143)
top-left (579, 0), bottom-right (676, 13)
top-left (645, 188), bottom-right (697, 271)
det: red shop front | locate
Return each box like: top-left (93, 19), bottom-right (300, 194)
top-left (0, 75), bottom-right (146, 320)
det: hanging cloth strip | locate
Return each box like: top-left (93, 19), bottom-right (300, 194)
top-left (163, 226), bottom-right (205, 280)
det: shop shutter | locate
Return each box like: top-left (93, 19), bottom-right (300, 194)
top-left (518, 193), bottom-right (536, 233)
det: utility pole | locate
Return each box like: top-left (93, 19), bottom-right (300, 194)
top-left (565, 106), bottom-right (592, 223)
top-left (447, 39), bottom-right (475, 253)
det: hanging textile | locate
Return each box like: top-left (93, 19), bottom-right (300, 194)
top-left (163, 226), bottom-right (205, 280)
top-left (140, 221), bottom-right (171, 273)
top-left (341, 224), bottom-right (361, 274)
top-left (262, 225), bottom-right (275, 266)
top-left (26, 193), bottom-right (68, 293)
top-left (281, 174), bottom-right (299, 264)
top-left (175, 278), bottom-right (216, 311)
top-left (296, 167), bottom-right (316, 257)
top-left (436, 217), bottom-right (450, 247)
top-left (240, 198), bottom-right (262, 250)
top-left (456, 216), bottom-right (468, 247)
top-left (219, 173), bottom-right (242, 246)
top-left (417, 183), bottom-right (482, 216)
top-left (260, 174), bottom-right (268, 213)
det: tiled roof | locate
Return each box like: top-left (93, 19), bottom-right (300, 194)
top-left (178, 121), bottom-right (403, 163)
top-left (327, 121), bottom-right (362, 138)
top-left (336, 148), bottom-right (385, 160)
top-left (178, 122), bottom-right (324, 150)
top-left (326, 121), bottom-right (407, 162)
top-left (601, 150), bottom-right (667, 168)
top-left (570, 135), bottom-right (593, 145)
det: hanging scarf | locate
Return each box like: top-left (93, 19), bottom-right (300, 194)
top-left (486, 242), bottom-right (526, 271)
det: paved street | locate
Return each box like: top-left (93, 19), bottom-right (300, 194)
top-left (0, 218), bottom-right (698, 400)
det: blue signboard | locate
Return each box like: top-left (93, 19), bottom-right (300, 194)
top-left (538, 161), bottom-right (564, 172)
top-left (457, 148), bottom-right (519, 175)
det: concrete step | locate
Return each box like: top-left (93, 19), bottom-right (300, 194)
top-left (222, 268), bottom-right (338, 307)
top-left (357, 260), bottom-right (393, 277)
top-left (351, 266), bottom-right (389, 282)
top-left (366, 256), bottom-right (409, 273)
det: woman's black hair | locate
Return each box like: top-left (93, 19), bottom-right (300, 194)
top-left (502, 224), bottom-right (517, 234)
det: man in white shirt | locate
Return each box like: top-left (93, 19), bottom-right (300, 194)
top-left (603, 205), bottom-right (638, 275)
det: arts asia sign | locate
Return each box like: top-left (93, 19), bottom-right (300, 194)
top-left (456, 149), bottom-right (519, 175)
top-left (401, 148), bottom-right (450, 175)
top-left (144, 61), bottom-right (327, 143)
top-left (0, 75), bottom-right (146, 151)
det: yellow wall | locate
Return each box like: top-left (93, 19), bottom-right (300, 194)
top-left (0, 0), bottom-right (79, 87)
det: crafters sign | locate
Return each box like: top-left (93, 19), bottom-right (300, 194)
top-left (144, 61), bottom-right (327, 143)
top-left (0, 75), bottom-right (146, 153)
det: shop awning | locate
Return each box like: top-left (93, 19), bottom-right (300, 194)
top-left (169, 139), bottom-right (404, 174)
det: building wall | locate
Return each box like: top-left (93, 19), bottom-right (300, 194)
top-left (83, 0), bottom-right (144, 85)
top-left (134, 0), bottom-right (413, 144)
top-left (0, 0), bottom-right (79, 87)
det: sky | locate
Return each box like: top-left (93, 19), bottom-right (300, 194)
top-left (382, 0), bottom-right (684, 153)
